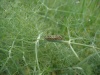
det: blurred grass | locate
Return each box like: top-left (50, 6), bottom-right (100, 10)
top-left (0, 0), bottom-right (100, 75)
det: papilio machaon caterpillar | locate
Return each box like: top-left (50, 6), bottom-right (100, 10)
top-left (45, 35), bottom-right (62, 41)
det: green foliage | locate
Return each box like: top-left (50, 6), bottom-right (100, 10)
top-left (0, 0), bottom-right (100, 75)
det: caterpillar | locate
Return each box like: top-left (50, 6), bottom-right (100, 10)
top-left (45, 35), bottom-right (62, 41)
